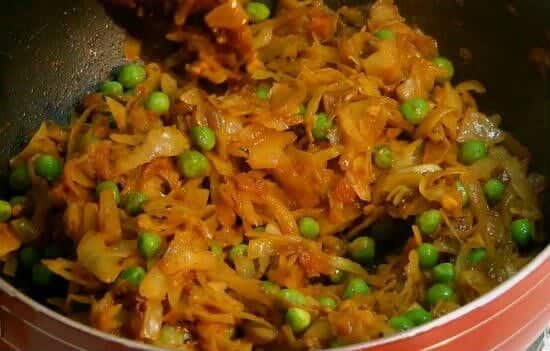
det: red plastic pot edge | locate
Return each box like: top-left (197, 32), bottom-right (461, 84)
top-left (0, 245), bottom-right (548, 351)
top-left (336, 245), bottom-right (550, 350)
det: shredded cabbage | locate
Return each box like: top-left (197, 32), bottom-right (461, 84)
top-left (4, 1), bottom-right (545, 350)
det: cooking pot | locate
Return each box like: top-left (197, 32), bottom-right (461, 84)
top-left (0, 0), bottom-right (548, 350)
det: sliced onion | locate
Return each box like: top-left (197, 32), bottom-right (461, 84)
top-left (141, 300), bottom-right (163, 341)
top-left (331, 256), bottom-right (368, 278)
top-left (115, 127), bottom-right (189, 175)
top-left (140, 267), bottom-right (168, 300)
top-left (77, 232), bottom-right (127, 283)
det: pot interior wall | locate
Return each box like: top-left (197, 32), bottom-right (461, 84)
top-left (0, 0), bottom-right (126, 188)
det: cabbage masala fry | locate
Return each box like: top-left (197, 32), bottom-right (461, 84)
top-left (2, 0), bottom-right (545, 350)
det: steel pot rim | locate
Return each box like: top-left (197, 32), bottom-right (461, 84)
top-left (0, 245), bottom-right (548, 351)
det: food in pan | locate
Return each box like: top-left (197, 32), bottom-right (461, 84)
top-left (1, 0), bottom-right (545, 350)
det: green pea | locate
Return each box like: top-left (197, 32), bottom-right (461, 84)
top-left (100, 81), bottom-right (123, 97)
top-left (138, 232), bottom-right (162, 258)
top-left (108, 114), bottom-right (118, 128)
top-left (279, 288), bottom-right (306, 306)
top-left (229, 244), bottom-right (248, 262)
top-left (211, 243), bottom-right (223, 256)
top-left (330, 339), bottom-right (345, 348)
top-left (34, 155), bottom-right (63, 182)
top-left (246, 2), bottom-right (271, 23)
top-left (82, 134), bottom-right (100, 149)
top-left (85, 131), bottom-right (103, 152)
top-left (312, 112), bottom-right (333, 140)
top-left (96, 181), bottom-right (120, 204)
top-left (123, 191), bottom-right (148, 216)
top-left (10, 196), bottom-right (27, 207)
top-left (456, 180), bottom-right (469, 207)
top-left (404, 307), bottom-right (432, 326)
top-left (158, 325), bottom-right (187, 346)
top-left (468, 248), bottom-right (487, 265)
top-left (389, 315), bottom-right (415, 332)
top-left (330, 269), bottom-right (346, 284)
top-left (0, 201), bottom-right (12, 222)
top-left (433, 56), bottom-right (455, 81)
top-left (10, 197), bottom-right (29, 215)
top-left (417, 243), bottom-right (439, 269)
top-left (190, 126), bottom-right (216, 151)
top-left (261, 281), bottom-right (281, 295)
top-left (256, 86), bottom-right (270, 100)
top-left (373, 145), bottom-right (393, 169)
top-left (433, 262), bottom-right (455, 283)
top-left (318, 296), bottom-right (337, 309)
top-left (343, 278), bottom-right (370, 299)
top-left (298, 216), bottom-right (320, 239)
top-left (426, 284), bottom-right (455, 307)
top-left (124, 88), bottom-right (136, 97)
top-left (416, 209), bottom-right (441, 236)
top-left (119, 266), bottom-right (146, 286)
top-left (144, 91), bottom-right (171, 114)
top-left (483, 178), bottom-right (505, 205)
top-left (117, 63), bottom-right (147, 88)
top-left (297, 104), bottom-right (306, 116)
top-left (10, 218), bottom-right (38, 243)
top-left (19, 247), bottom-right (42, 268)
top-left (374, 29), bottom-right (396, 41)
top-left (285, 307), bottom-right (311, 333)
top-left (177, 150), bottom-right (209, 178)
top-left (254, 225), bottom-right (266, 232)
top-left (510, 219), bottom-right (532, 247)
top-left (349, 236), bottom-right (376, 265)
top-left (224, 327), bottom-right (236, 339)
top-left (400, 98), bottom-right (430, 125)
top-left (32, 263), bottom-right (54, 286)
top-left (459, 140), bottom-right (487, 165)
top-left (9, 165), bottom-right (31, 193)
top-left (43, 243), bottom-right (64, 259)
